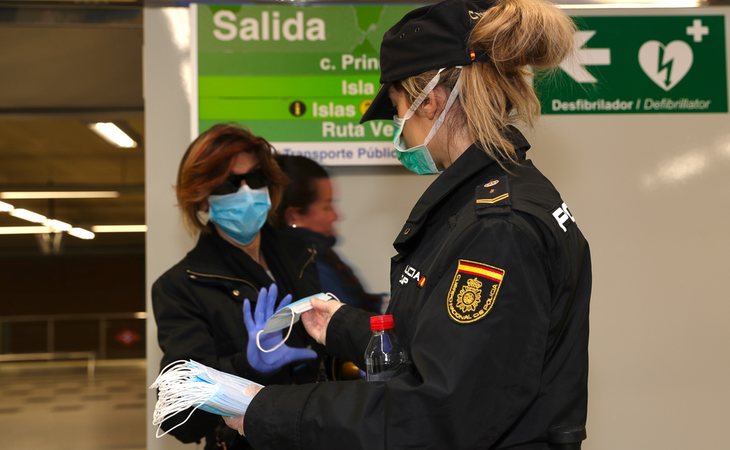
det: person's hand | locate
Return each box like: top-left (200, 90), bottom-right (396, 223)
top-left (301, 297), bottom-right (343, 345)
top-left (243, 284), bottom-right (317, 374)
top-left (222, 384), bottom-right (262, 436)
top-left (223, 415), bottom-right (244, 436)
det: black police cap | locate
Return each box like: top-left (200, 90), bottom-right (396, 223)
top-left (360, 0), bottom-right (495, 124)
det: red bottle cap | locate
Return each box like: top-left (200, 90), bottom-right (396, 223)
top-left (370, 314), bottom-right (394, 331)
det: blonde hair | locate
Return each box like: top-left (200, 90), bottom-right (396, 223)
top-left (399, 0), bottom-right (574, 164)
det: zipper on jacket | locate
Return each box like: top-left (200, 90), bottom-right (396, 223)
top-left (298, 247), bottom-right (317, 280)
top-left (186, 269), bottom-right (258, 292)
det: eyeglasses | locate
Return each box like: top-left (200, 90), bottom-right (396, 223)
top-left (211, 168), bottom-right (269, 195)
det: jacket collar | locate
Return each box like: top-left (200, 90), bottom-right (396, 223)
top-left (286, 227), bottom-right (337, 249)
top-left (185, 224), bottom-right (314, 288)
top-left (185, 226), bottom-right (270, 284)
top-left (260, 226), bottom-right (318, 292)
top-left (393, 126), bottom-right (530, 248)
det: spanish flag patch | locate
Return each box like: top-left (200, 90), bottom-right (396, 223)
top-left (446, 259), bottom-right (505, 324)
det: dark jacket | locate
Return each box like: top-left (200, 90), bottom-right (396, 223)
top-left (152, 224), bottom-right (322, 449)
top-left (244, 129), bottom-right (592, 450)
top-left (285, 227), bottom-right (383, 313)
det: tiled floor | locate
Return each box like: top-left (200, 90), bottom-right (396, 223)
top-left (0, 359), bottom-right (146, 450)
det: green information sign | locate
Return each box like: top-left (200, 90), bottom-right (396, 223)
top-left (196, 8), bottom-right (729, 165)
top-left (197, 4), bottom-right (417, 165)
top-left (537, 15), bottom-right (728, 114)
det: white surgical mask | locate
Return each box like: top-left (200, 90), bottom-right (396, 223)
top-left (393, 67), bottom-right (463, 175)
top-left (256, 292), bottom-right (338, 353)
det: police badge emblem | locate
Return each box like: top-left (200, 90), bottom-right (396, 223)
top-left (447, 259), bottom-right (505, 324)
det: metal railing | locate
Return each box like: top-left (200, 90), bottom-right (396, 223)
top-left (0, 311), bottom-right (146, 360)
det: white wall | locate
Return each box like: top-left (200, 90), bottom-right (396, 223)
top-left (145, 5), bottom-right (730, 450)
top-left (529, 8), bottom-right (730, 450)
top-left (144, 8), bottom-right (196, 450)
top-left (531, 113), bottom-right (730, 450)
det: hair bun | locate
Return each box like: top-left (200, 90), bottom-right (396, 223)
top-left (469, 0), bottom-right (575, 72)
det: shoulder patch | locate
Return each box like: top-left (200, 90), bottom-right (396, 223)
top-left (475, 176), bottom-right (511, 216)
top-left (446, 259), bottom-right (505, 324)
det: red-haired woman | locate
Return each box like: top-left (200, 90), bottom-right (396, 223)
top-left (151, 124), bottom-right (323, 450)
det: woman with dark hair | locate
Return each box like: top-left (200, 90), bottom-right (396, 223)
top-left (151, 124), bottom-right (323, 450)
top-left (274, 154), bottom-right (383, 313)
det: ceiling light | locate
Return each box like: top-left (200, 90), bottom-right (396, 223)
top-left (9, 208), bottom-right (47, 224)
top-left (0, 191), bottom-right (120, 200)
top-left (91, 225), bottom-right (147, 233)
top-left (44, 219), bottom-right (73, 232)
top-left (0, 226), bottom-right (52, 235)
top-left (0, 201), bottom-right (13, 212)
top-left (89, 122), bottom-right (137, 149)
top-left (1, 206), bottom-right (96, 239)
top-left (68, 228), bottom-right (95, 240)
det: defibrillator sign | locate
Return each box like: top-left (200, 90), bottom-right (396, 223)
top-left (537, 15), bottom-right (728, 114)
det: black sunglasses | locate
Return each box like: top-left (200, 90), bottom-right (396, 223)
top-left (211, 168), bottom-right (269, 195)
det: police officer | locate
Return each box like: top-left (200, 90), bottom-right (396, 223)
top-left (226, 0), bottom-right (592, 448)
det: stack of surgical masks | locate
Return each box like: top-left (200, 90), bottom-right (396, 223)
top-left (150, 360), bottom-right (262, 438)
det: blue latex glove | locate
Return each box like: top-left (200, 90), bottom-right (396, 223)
top-left (243, 284), bottom-right (317, 374)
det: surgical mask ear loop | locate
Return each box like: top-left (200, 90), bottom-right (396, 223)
top-left (255, 309), bottom-right (296, 353)
top-left (423, 69), bottom-right (463, 145)
top-left (156, 404), bottom-right (205, 438)
top-left (151, 360), bottom-right (212, 438)
top-left (402, 68), bottom-right (445, 121)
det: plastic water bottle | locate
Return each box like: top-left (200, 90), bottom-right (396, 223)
top-left (365, 314), bottom-right (407, 382)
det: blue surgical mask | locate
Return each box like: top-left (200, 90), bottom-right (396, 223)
top-left (208, 185), bottom-right (271, 246)
top-left (256, 292), bottom-right (338, 353)
top-left (393, 68), bottom-right (463, 175)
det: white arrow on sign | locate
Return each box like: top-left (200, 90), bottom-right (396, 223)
top-left (559, 31), bottom-right (611, 83)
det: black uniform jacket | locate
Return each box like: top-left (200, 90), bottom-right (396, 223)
top-left (286, 226), bottom-right (383, 313)
top-left (152, 224), bottom-right (322, 447)
top-left (244, 128), bottom-right (592, 450)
